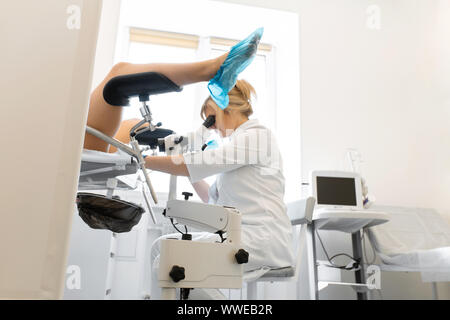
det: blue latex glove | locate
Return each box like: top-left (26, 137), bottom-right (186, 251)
top-left (205, 139), bottom-right (219, 150)
top-left (202, 139), bottom-right (219, 151)
top-left (207, 27), bottom-right (264, 110)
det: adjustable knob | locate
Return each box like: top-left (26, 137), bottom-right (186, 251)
top-left (235, 249), bottom-right (249, 264)
top-left (174, 136), bottom-right (184, 144)
top-left (182, 192), bottom-right (193, 200)
top-left (169, 265), bottom-right (185, 283)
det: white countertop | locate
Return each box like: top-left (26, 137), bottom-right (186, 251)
top-left (313, 208), bottom-right (390, 233)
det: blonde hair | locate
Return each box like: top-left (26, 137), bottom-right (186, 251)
top-left (201, 79), bottom-right (256, 120)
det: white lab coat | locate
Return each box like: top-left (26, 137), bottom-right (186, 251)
top-left (183, 119), bottom-right (295, 272)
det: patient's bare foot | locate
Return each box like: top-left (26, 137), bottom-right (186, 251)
top-left (206, 53), bottom-right (228, 80)
top-left (207, 27), bottom-right (263, 109)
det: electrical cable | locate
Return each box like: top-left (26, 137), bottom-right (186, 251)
top-left (315, 229), bottom-right (360, 270)
top-left (329, 252), bottom-right (359, 263)
top-left (170, 218), bottom-right (185, 235)
top-left (216, 231), bottom-right (227, 243)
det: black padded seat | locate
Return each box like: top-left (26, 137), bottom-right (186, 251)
top-left (103, 72), bottom-right (182, 106)
top-left (135, 127), bottom-right (174, 149)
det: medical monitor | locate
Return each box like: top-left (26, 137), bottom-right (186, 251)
top-left (311, 171), bottom-right (363, 210)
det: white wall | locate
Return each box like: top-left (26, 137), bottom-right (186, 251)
top-left (219, 0), bottom-right (450, 224)
top-left (216, 0), bottom-right (450, 299)
top-left (297, 0), bottom-right (450, 223)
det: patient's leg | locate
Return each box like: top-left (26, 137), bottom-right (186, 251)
top-left (84, 56), bottom-right (227, 152)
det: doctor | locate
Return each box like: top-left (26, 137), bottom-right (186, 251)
top-left (146, 78), bottom-right (295, 273)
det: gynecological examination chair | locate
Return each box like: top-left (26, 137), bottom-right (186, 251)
top-left (76, 71), bottom-right (253, 300)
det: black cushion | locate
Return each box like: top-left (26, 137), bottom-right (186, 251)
top-left (103, 72), bottom-right (182, 106)
top-left (135, 127), bottom-right (174, 149)
top-left (76, 192), bottom-right (145, 233)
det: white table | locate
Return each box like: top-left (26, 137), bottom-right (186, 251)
top-left (306, 208), bottom-right (390, 300)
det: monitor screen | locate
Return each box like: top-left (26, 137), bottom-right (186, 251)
top-left (316, 176), bottom-right (357, 206)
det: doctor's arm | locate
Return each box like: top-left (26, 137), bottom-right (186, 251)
top-left (144, 155), bottom-right (210, 202)
top-left (144, 155), bottom-right (189, 177)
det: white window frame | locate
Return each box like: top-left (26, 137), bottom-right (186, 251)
top-left (120, 27), bottom-right (277, 132)
top-left (113, 0), bottom-right (301, 201)
top-left (202, 38), bottom-right (277, 132)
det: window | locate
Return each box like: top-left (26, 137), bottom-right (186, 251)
top-left (121, 28), bottom-right (275, 195)
top-left (123, 28), bottom-right (275, 131)
top-left (209, 42), bottom-right (276, 132)
top-left (115, 0), bottom-right (300, 200)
